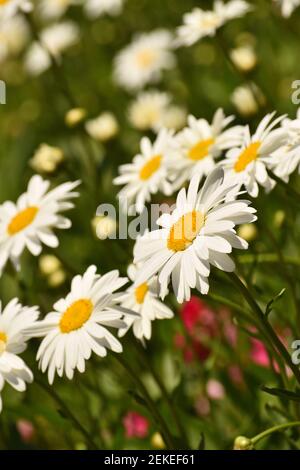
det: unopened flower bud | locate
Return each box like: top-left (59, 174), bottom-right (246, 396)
top-left (48, 268), bottom-right (66, 288)
top-left (234, 436), bottom-right (253, 450)
top-left (151, 432), bottom-right (166, 449)
top-left (86, 112), bottom-right (119, 142)
top-left (237, 223), bottom-right (257, 242)
top-left (30, 144), bottom-right (64, 174)
top-left (39, 254), bottom-right (61, 276)
top-left (65, 108), bottom-right (87, 127)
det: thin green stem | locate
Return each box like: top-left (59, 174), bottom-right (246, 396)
top-left (267, 169), bottom-right (300, 204)
top-left (251, 421), bottom-right (300, 446)
top-left (133, 341), bottom-right (189, 448)
top-left (238, 253), bottom-right (300, 267)
top-left (228, 272), bottom-right (300, 386)
top-left (35, 377), bottom-right (99, 450)
top-left (113, 354), bottom-right (176, 449)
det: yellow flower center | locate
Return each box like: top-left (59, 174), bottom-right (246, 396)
top-left (139, 155), bottom-right (162, 180)
top-left (167, 210), bottom-right (205, 252)
top-left (7, 206), bottom-right (39, 235)
top-left (134, 283), bottom-right (148, 304)
top-left (136, 49), bottom-right (156, 68)
top-left (234, 141), bottom-right (261, 173)
top-left (0, 0), bottom-right (10, 5)
top-left (188, 138), bottom-right (215, 161)
top-left (59, 298), bottom-right (93, 334)
top-left (0, 331), bottom-right (7, 355)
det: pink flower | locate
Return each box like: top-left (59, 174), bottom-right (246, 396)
top-left (250, 338), bottom-right (270, 367)
top-left (206, 379), bottom-right (225, 400)
top-left (16, 419), bottom-right (35, 443)
top-left (123, 411), bottom-right (149, 439)
top-left (228, 365), bottom-right (244, 387)
top-left (180, 296), bottom-right (216, 337)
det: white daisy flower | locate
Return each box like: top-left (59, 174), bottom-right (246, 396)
top-left (222, 112), bottom-right (287, 197)
top-left (167, 108), bottom-right (244, 189)
top-left (128, 90), bottom-right (171, 132)
top-left (39, 0), bottom-right (79, 20)
top-left (0, 14), bottom-right (29, 63)
top-left (134, 168), bottom-right (256, 303)
top-left (84, 0), bottom-right (124, 18)
top-left (0, 0), bottom-right (32, 21)
top-left (118, 263), bottom-right (173, 341)
top-left (268, 109), bottom-right (300, 182)
top-left (0, 175), bottom-right (80, 275)
top-left (0, 298), bottom-right (39, 413)
top-left (275, 0), bottom-right (300, 17)
top-left (114, 30), bottom-right (175, 91)
top-left (25, 21), bottom-right (80, 76)
top-left (176, 0), bottom-right (251, 47)
top-left (25, 266), bottom-right (133, 384)
top-left (113, 128), bottom-right (176, 214)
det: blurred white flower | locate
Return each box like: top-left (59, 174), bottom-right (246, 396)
top-left (84, 0), bottom-right (124, 18)
top-left (39, 0), bottom-right (78, 20)
top-left (25, 265), bottom-right (134, 384)
top-left (118, 264), bottom-right (173, 341)
top-left (0, 0), bottom-right (32, 21)
top-left (223, 112), bottom-right (287, 197)
top-left (114, 30), bottom-right (176, 91)
top-left (158, 105), bottom-right (187, 132)
top-left (86, 112), bottom-right (119, 141)
top-left (25, 21), bottom-right (80, 75)
top-left (230, 45), bottom-right (257, 72)
top-left (0, 298), bottom-right (39, 413)
top-left (134, 168), bottom-right (256, 303)
top-left (128, 90), bottom-right (171, 131)
top-left (176, 0), bottom-right (251, 47)
top-left (30, 144), bottom-right (64, 174)
top-left (231, 85), bottom-right (258, 116)
top-left (166, 109), bottom-right (244, 189)
top-left (268, 109), bottom-right (300, 182)
top-left (0, 175), bottom-right (80, 275)
top-left (275, 0), bottom-right (300, 17)
top-left (114, 128), bottom-right (176, 213)
top-left (0, 14), bottom-right (29, 63)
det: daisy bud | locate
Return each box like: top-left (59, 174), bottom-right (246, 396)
top-left (39, 254), bottom-right (61, 276)
top-left (160, 105), bottom-right (187, 131)
top-left (237, 223), bottom-right (257, 242)
top-left (91, 215), bottom-right (117, 240)
top-left (48, 268), bottom-right (67, 288)
top-left (151, 432), bottom-right (166, 449)
top-left (85, 112), bottom-right (119, 142)
top-left (65, 107), bottom-right (87, 127)
top-left (231, 85), bottom-right (258, 116)
top-left (230, 46), bottom-right (257, 72)
top-left (274, 210), bottom-right (285, 228)
top-left (233, 436), bottom-right (253, 450)
top-left (30, 144), bottom-right (64, 174)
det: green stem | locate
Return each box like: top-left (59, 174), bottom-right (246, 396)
top-left (113, 354), bottom-right (175, 449)
top-left (228, 272), bottom-right (300, 386)
top-left (35, 377), bottom-right (98, 450)
top-left (251, 421), bottom-right (300, 446)
top-left (133, 342), bottom-right (189, 448)
top-left (238, 253), bottom-right (300, 267)
top-left (267, 169), bottom-right (300, 204)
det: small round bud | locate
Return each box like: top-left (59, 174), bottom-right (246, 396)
top-left (151, 432), bottom-right (166, 449)
top-left (48, 269), bottom-right (67, 288)
top-left (39, 254), bottom-right (61, 276)
top-left (65, 108), bottom-right (87, 127)
top-left (237, 223), bottom-right (257, 242)
top-left (233, 436), bottom-right (253, 450)
top-left (85, 112), bottom-right (119, 142)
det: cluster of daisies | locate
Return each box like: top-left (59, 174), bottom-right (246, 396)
top-left (0, 0), bottom-right (299, 415)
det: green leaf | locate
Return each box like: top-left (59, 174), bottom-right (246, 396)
top-left (262, 386), bottom-right (300, 402)
top-left (198, 432), bottom-right (205, 450)
top-left (265, 288), bottom-right (286, 317)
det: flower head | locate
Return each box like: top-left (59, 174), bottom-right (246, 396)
top-left (167, 109), bottom-right (244, 189)
top-left (223, 112), bottom-right (287, 197)
top-left (25, 266), bottom-right (134, 384)
top-left (0, 298), bottom-right (39, 413)
top-left (0, 0), bottom-right (32, 21)
top-left (118, 263), bottom-right (173, 341)
top-left (176, 0), bottom-right (251, 47)
top-left (84, 0), bottom-right (124, 18)
top-left (134, 168), bottom-right (256, 303)
top-left (0, 175), bottom-right (80, 275)
top-left (114, 128), bottom-right (177, 213)
top-left (114, 30), bottom-right (175, 91)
